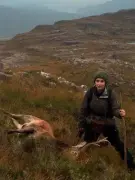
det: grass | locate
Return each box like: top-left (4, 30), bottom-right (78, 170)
top-left (0, 65), bottom-right (135, 179)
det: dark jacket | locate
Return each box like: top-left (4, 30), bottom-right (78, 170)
top-left (78, 86), bottom-right (121, 128)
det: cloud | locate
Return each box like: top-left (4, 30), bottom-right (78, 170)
top-left (0, 0), bottom-right (109, 12)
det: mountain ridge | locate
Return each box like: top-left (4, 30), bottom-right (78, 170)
top-left (78, 0), bottom-right (135, 16)
top-left (0, 5), bottom-right (78, 38)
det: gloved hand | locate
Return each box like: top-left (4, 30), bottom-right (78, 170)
top-left (78, 128), bottom-right (85, 138)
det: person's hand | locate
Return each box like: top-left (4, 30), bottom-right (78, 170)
top-left (119, 109), bottom-right (126, 117)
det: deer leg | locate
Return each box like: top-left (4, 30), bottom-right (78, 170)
top-left (0, 108), bottom-right (35, 123)
top-left (11, 118), bottom-right (23, 129)
top-left (8, 127), bottom-right (35, 135)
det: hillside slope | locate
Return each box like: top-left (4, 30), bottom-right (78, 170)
top-left (0, 9), bottom-right (135, 179)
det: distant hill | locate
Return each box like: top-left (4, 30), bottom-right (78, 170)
top-left (0, 5), bottom-right (78, 38)
top-left (78, 0), bottom-right (135, 16)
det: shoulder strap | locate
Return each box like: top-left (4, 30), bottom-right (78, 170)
top-left (107, 88), bottom-right (112, 100)
top-left (87, 86), bottom-right (94, 102)
top-left (107, 87), bottom-right (113, 117)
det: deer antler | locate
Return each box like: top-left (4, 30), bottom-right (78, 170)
top-left (81, 137), bottom-right (110, 152)
top-left (70, 137), bottom-right (110, 158)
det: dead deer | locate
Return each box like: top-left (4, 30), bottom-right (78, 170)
top-left (0, 108), bottom-right (110, 157)
top-left (0, 108), bottom-right (55, 139)
top-left (0, 108), bottom-right (69, 149)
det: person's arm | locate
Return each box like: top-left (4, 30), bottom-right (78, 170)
top-left (78, 88), bottom-right (92, 128)
top-left (110, 90), bottom-right (122, 119)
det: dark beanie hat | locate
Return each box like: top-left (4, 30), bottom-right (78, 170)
top-left (93, 71), bottom-right (109, 85)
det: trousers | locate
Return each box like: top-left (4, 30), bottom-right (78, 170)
top-left (83, 122), bottom-right (135, 169)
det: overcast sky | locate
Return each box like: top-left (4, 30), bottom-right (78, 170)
top-left (0, 0), bottom-right (110, 12)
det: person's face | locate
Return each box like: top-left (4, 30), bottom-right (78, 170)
top-left (95, 78), bottom-right (105, 90)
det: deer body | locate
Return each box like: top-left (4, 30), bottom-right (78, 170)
top-left (21, 119), bottom-right (55, 139)
top-left (0, 108), bottom-right (110, 157)
top-left (0, 108), bottom-right (55, 139)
